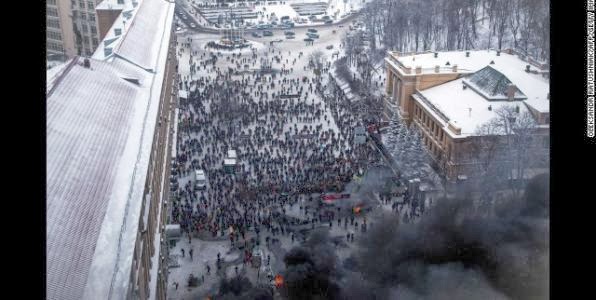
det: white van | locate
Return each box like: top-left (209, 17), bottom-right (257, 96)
top-left (194, 169), bottom-right (207, 190)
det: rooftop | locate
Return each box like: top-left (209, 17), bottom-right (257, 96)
top-left (46, 0), bottom-right (175, 299)
top-left (386, 49), bottom-right (549, 78)
top-left (414, 79), bottom-right (532, 138)
top-left (409, 50), bottom-right (549, 138)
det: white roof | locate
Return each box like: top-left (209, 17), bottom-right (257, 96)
top-left (46, 58), bottom-right (74, 92)
top-left (224, 158), bottom-right (237, 165)
top-left (46, 0), bottom-right (175, 299)
top-left (114, 0), bottom-right (172, 70)
top-left (407, 50), bottom-right (549, 137)
top-left (415, 79), bottom-right (531, 137)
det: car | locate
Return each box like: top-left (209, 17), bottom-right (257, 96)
top-left (194, 169), bottom-right (207, 190)
top-left (304, 38), bottom-right (313, 42)
top-left (286, 35), bottom-right (295, 39)
top-left (252, 32), bottom-right (262, 38)
top-left (190, 23), bottom-right (196, 28)
top-left (326, 45), bottom-right (333, 50)
top-left (307, 32), bottom-right (319, 39)
top-left (263, 30), bottom-right (273, 36)
top-left (284, 31), bottom-right (295, 35)
top-left (176, 26), bottom-right (182, 31)
top-left (338, 25), bottom-right (344, 28)
top-left (182, 15), bottom-right (187, 20)
top-left (325, 20), bottom-right (333, 24)
top-left (307, 28), bottom-right (318, 33)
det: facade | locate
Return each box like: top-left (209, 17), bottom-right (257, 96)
top-left (47, 0), bottom-right (105, 59)
top-left (71, 0), bottom-right (104, 56)
top-left (47, 0), bottom-right (77, 58)
top-left (385, 49), bottom-right (550, 180)
top-left (46, 0), bottom-right (176, 299)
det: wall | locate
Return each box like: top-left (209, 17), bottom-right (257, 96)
top-left (97, 8), bottom-right (123, 41)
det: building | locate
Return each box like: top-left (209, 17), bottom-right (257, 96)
top-left (46, 0), bottom-right (176, 299)
top-left (71, 0), bottom-right (105, 56)
top-left (47, 0), bottom-right (77, 58)
top-left (384, 49), bottom-right (549, 180)
top-left (47, 0), bottom-right (108, 59)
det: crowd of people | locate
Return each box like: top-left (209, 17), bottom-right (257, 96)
top-left (169, 36), bottom-right (381, 252)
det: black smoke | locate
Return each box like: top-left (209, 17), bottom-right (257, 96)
top-left (347, 173), bottom-right (549, 300)
top-left (281, 229), bottom-right (341, 300)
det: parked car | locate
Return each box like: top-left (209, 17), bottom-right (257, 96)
top-left (326, 45), bottom-right (333, 50)
top-left (252, 32), bottom-right (262, 37)
top-left (263, 30), bottom-right (273, 36)
top-left (190, 23), bottom-right (196, 28)
top-left (307, 28), bottom-right (318, 33)
top-left (307, 32), bottom-right (319, 39)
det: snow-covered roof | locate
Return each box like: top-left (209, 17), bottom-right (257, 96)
top-left (96, 0), bottom-right (129, 10)
top-left (46, 58), bottom-right (74, 92)
top-left (414, 79), bottom-right (531, 138)
top-left (387, 49), bottom-right (550, 79)
top-left (114, 0), bottom-right (172, 70)
top-left (395, 50), bottom-right (549, 138)
top-left (46, 0), bottom-right (175, 299)
top-left (93, 0), bottom-right (138, 61)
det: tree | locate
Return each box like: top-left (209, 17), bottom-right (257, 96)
top-left (476, 105), bottom-right (538, 198)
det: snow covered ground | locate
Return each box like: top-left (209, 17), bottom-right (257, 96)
top-left (166, 21), bottom-right (380, 299)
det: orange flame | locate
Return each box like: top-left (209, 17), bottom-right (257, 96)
top-left (353, 206), bottom-right (362, 214)
top-left (274, 274), bottom-right (284, 288)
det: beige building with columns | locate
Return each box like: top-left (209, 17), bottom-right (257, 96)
top-left (384, 49), bottom-right (550, 180)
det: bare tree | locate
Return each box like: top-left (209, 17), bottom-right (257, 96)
top-left (486, 106), bottom-right (538, 197)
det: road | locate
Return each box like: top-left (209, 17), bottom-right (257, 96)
top-left (174, 2), bottom-right (362, 34)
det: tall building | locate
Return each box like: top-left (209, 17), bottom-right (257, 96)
top-left (46, 0), bottom-right (77, 58)
top-left (47, 0), bottom-right (106, 59)
top-left (71, 0), bottom-right (103, 56)
top-left (384, 49), bottom-right (550, 180)
top-left (46, 0), bottom-right (176, 299)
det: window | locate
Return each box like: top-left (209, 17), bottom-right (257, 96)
top-left (47, 19), bottom-right (60, 29)
top-left (92, 38), bottom-right (99, 47)
top-left (89, 13), bottom-right (95, 22)
top-left (82, 24), bottom-right (88, 32)
top-left (85, 49), bottom-right (92, 56)
top-left (542, 136), bottom-right (549, 148)
top-left (48, 41), bottom-right (64, 52)
top-left (83, 36), bottom-right (89, 45)
top-left (47, 31), bottom-right (62, 41)
top-left (91, 25), bottom-right (97, 35)
top-left (79, 0), bottom-right (85, 8)
top-left (48, 0), bottom-right (57, 5)
top-left (80, 12), bottom-right (87, 20)
top-left (47, 7), bottom-right (59, 17)
top-left (87, 1), bottom-right (94, 9)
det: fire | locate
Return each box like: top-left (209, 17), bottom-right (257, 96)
top-left (353, 206), bottom-right (362, 214)
top-left (274, 274), bottom-right (284, 288)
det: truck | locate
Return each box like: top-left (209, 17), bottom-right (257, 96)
top-left (194, 169), bottom-right (207, 190)
top-left (223, 150), bottom-right (238, 174)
